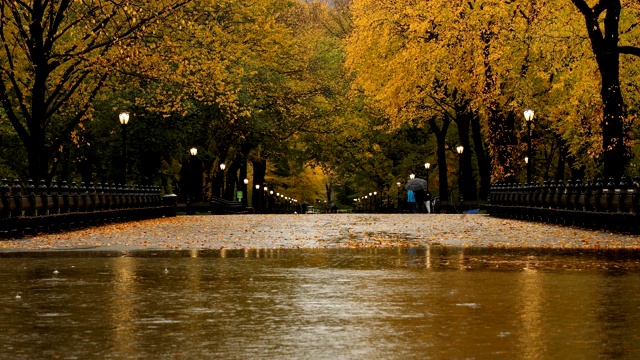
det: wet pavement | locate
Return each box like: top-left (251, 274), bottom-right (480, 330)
top-left (2, 215), bottom-right (640, 358)
top-left (2, 247), bottom-right (640, 359)
top-left (1, 213), bottom-right (639, 251)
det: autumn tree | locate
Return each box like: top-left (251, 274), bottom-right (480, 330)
top-left (91, 0), bottom-right (308, 200)
top-left (345, 0), bottom-right (508, 200)
top-left (569, 0), bottom-right (640, 179)
top-left (0, 0), bottom-right (190, 183)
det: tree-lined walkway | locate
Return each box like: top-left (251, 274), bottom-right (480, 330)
top-left (1, 214), bottom-right (639, 251)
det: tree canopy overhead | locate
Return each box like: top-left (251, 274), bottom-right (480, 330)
top-left (1, 0), bottom-right (640, 207)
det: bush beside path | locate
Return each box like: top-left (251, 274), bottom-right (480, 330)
top-left (1, 214), bottom-right (639, 251)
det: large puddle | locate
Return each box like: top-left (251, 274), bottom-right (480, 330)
top-left (2, 247), bottom-right (640, 359)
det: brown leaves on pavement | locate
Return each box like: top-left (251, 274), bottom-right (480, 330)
top-left (1, 214), bottom-right (639, 251)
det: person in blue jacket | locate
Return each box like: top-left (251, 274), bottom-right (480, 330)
top-left (407, 190), bottom-right (416, 212)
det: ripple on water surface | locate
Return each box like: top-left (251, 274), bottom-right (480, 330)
top-left (1, 246), bottom-right (640, 359)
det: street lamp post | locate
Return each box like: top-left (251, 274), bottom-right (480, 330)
top-left (119, 112), bottom-right (129, 184)
top-left (373, 191), bottom-right (378, 212)
top-left (524, 109), bottom-right (534, 184)
top-left (187, 147), bottom-right (197, 215)
top-left (269, 190), bottom-right (274, 213)
top-left (255, 184), bottom-right (261, 212)
top-left (219, 163), bottom-right (226, 199)
top-left (242, 178), bottom-right (249, 207)
top-left (457, 145), bottom-right (464, 204)
top-left (263, 186), bottom-right (268, 213)
top-left (424, 162), bottom-right (430, 192)
top-left (396, 182), bottom-right (402, 212)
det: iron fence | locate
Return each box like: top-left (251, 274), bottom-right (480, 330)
top-left (0, 178), bottom-right (177, 238)
top-left (486, 176), bottom-right (640, 233)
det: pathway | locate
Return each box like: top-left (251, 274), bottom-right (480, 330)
top-left (1, 213), bottom-right (639, 251)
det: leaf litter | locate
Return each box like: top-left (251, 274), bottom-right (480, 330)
top-left (1, 214), bottom-right (639, 251)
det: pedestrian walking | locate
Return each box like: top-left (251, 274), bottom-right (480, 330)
top-left (414, 189), bottom-right (426, 212)
top-left (330, 202), bottom-right (338, 213)
top-left (407, 190), bottom-right (416, 212)
top-left (425, 191), bottom-right (431, 213)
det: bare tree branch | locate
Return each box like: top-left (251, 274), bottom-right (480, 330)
top-left (619, 45), bottom-right (640, 57)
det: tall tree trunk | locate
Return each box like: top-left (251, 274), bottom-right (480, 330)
top-left (203, 159), bottom-right (214, 199)
top-left (571, 0), bottom-right (640, 179)
top-left (239, 157), bottom-right (248, 208)
top-left (555, 136), bottom-right (567, 182)
top-left (556, 152), bottom-right (565, 183)
top-left (487, 110), bottom-right (518, 182)
top-left (211, 159), bottom-right (226, 199)
top-left (428, 116), bottom-right (450, 202)
top-left (455, 112), bottom-right (477, 201)
top-left (27, 23), bottom-right (51, 184)
top-left (470, 111), bottom-right (491, 200)
top-left (482, 27), bottom-right (518, 183)
top-left (61, 145), bottom-right (70, 183)
top-left (224, 159), bottom-right (240, 201)
top-left (251, 159), bottom-right (267, 212)
top-left (326, 183), bottom-right (331, 203)
top-left (192, 157), bottom-right (203, 202)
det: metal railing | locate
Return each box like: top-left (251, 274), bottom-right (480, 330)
top-left (486, 176), bottom-right (640, 233)
top-left (0, 178), bottom-right (177, 238)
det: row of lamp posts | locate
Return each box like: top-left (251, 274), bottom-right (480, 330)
top-left (439, 108), bottom-right (533, 205)
top-left (118, 108), bottom-right (535, 214)
top-left (117, 112), bottom-right (295, 214)
top-left (353, 192), bottom-right (377, 212)
top-left (186, 107), bottom-right (536, 214)
top-left (454, 108), bottom-right (534, 204)
top-left (189, 150), bottom-right (286, 214)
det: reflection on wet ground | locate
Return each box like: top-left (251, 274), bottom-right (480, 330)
top-left (2, 246), bottom-right (640, 359)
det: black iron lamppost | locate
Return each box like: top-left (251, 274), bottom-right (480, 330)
top-left (373, 191), bottom-right (378, 211)
top-left (119, 112), bottom-right (129, 184)
top-left (269, 190), bottom-right (274, 212)
top-left (524, 109), bottom-right (534, 184)
top-left (457, 145), bottom-right (464, 203)
top-left (242, 178), bottom-right (249, 206)
top-left (396, 182), bottom-right (402, 211)
top-left (187, 147), bottom-right (197, 215)
top-left (262, 186), bottom-right (268, 213)
top-left (424, 162), bottom-right (431, 192)
top-left (219, 163), bottom-right (226, 198)
top-left (255, 184), bottom-right (261, 212)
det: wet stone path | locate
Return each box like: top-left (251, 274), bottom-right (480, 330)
top-left (1, 213), bottom-right (639, 251)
